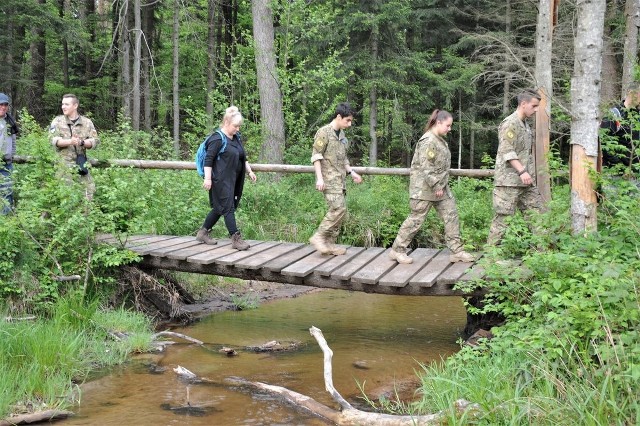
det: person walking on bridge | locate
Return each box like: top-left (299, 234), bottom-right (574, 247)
top-left (389, 109), bottom-right (475, 264)
top-left (486, 89), bottom-right (547, 246)
top-left (196, 106), bottom-right (257, 250)
top-left (309, 102), bottom-right (363, 255)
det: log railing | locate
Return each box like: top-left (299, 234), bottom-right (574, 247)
top-left (12, 155), bottom-right (494, 178)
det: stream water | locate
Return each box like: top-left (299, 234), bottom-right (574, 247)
top-left (62, 289), bottom-right (466, 425)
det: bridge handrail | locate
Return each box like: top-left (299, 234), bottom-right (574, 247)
top-left (12, 155), bottom-right (494, 178)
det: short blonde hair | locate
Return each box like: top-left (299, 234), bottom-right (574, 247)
top-left (222, 106), bottom-right (243, 127)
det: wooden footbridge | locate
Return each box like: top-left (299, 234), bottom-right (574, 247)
top-left (100, 234), bottom-right (485, 296)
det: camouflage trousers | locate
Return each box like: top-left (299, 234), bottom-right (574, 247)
top-left (487, 185), bottom-right (546, 245)
top-left (314, 192), bottom-right (346, 243)
top-left (0, 162), bottom-right (13, 215)
top-left (58, 165), bottom-right (96, 201)
top-left (391, 197), bottom-right (463, 254)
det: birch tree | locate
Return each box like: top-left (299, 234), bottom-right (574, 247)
top-left (172, 0), bottom-right (180, 154)
top-left (252, 0), bottom-right (285, 165)
top-left (622, 0), bottom-right (640, 92)
top-left (132, 0), bottom-right (142, 131)
top-left (570, 0), bottom-right (606, 233)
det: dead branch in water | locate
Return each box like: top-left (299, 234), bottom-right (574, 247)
top-left (0, 409), bottom-right (74, 425)
top-left (171, 327), bottom-right (479, 425)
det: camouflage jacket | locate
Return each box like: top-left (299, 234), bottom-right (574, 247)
top-left (49, 115), bottom-right (99, 166)
top-left (494, 111), bottom-right (535, 187)
top-left (0, 116), bottom-right (16, 160)
top-left (409, 130), bottom-right (453, 201)
top-left (311, 123), bottom-right (350, 193)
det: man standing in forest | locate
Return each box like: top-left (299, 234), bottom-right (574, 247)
top-left (49, 94), bottom-right (99, 200)
top-left (600, 82), bottom-right (640, 178)
top-left (0, 93), bottom-right (18, 214)
top-left (309, 102), bottom-right (362, 255)
top-left (487, 89), bottom-right (546, 246)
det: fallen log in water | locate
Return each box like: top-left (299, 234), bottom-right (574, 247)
top-left (0, 409), bottom-right (74, 425)
top-left (171, 326), bottom-right (479, 425)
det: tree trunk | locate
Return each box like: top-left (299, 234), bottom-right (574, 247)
top-left (132, 0), bottom-right (142, 131)
top-left (369, 22), bottom-right (379, 167)
top-left (172, 0), bottom-right (180, 155)
top-left (206, 0), bottom-right (219, 127)
top-left (59, 0), bottom-right (70, 88)
top-left (601, 1), bottom-right (622, 104)
top-left (502, 0), bottom-right (512, 115)
top-left (121, 0), bottom-right (131, 120)
top-left (28, 0), bottom-right (47, 121)
top-left (252, 0), bottom-right (285, 165)
top-left (570, 0), bottom-right (605, 234)
top-left (622, 0), bottom-right (640, 93)
top-left (533, 0), bottom-right (556, 204)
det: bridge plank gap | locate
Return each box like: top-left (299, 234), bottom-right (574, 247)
top-left (437, 258), bottom-right (476, 286)
top-left (215, 241), bottom-right (278, 266)
top-left (234, 243), bottom-right (304, 270)
top-left (350, 248), bottom-right (398, 285)
top-left (409, 250), bottom-right (452, 288)
top-left (261, 245), bottom-right (317, 272)
top-left (281, 245), bottom-right (348, 277)
top-left (330, 247), bottom-right (385, 281)
top-left (378, 248), bottom-right (440, 287)
top-left (313, 247), bottom-right (366, 277)
top-left (166, 240), bottom-right (232, 261)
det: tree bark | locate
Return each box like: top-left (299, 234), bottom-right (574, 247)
top-left (534, 0), bottom-right (555, 204)
top-left (120, 0), bottom-right (131, 120)
top-left (502, 0), bottom-right (512, 115)
top-left (59, 0), bottom-right (70, 88)
top-left (622, 0), bottom-right (640, 93)
top-left (369, 23), bottom-right (379, 167)
top-left (172, 0), bottom-right (180, 155)
top-left (252, 0), bottom-right (286, 165)
top-left (132, 0), bottom-right (142, 131)
top-left (28, 0), bottom-right (47, 121)
top-left (570, 0), bottom-right (605, 234)
top-left (206, 0), bottom-right (219, 127)
top-left (600, 1), bottom-right (622, 104)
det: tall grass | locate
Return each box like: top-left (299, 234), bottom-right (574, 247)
top-left (0, 294), bottom-right (154, 417)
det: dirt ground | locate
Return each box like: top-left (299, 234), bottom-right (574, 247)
top-left (179, 280), bottom-right (321, 318)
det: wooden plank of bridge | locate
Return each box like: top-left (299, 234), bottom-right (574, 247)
top-left (187, 241), bottom-right (263, 265)
top-left (234, 243), bottom-right (304, 270)
top-left (313, 246), bottom-right (366, 277)
top-left (350, 248), bottom-right (398, 285)
top-left (126, 236), bottom-right (197, 256)
top-left (96, 234), bottom-right (153, 244)
top-left (409, 249), bottom-right (451, 288)
top-left (261, 245), bottom-right (316, 273)
top-left (281, 245), bottom-right (348, 277)
top-left (459, 265), bottom-right (485, 282)
top-left (377, 248), bottom-right (439, 287)
top-left (330, 247), bottom-right (385, 281)
top-left (215, 241), bottom-right (280, 266)
top-left (165, 240), bottom-right (232, 260)
top-left (148, 239), bottom-right (203, 256)
top-left (437, 259), bottom-right (476, 286)
top-left (124, 236), bottom-right (181, 254)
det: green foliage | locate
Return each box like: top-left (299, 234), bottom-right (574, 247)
top-left (229, 292), bottom-right (260, 311)
top-left (0, 293), bottom-right (153, 417)
top-left (413, 181), bottom-right (639, 424)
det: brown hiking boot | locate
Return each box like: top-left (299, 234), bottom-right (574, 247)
top-left (450, 251), bottom-right (476, 263)
top-left (231, 232), bottom-right (250, 250)
top-left (195, 227), bottom-right (217, 245)
top-left (389, 249), bottom-right (413, 264)
top-left (309, 234), bottom-right (330, 254)
top-left (326, 243), bottom-right (347, 256)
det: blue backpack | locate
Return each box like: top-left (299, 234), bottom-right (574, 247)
top-left (195, 129), bottom-right (228, 178)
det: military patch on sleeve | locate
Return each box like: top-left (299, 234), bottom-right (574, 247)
top-left (427, 150), bottom-right (436, 159)
top-left (49, 125), bottom-right (56, 133)
top-left (505, 129), bottom-right (516, 141)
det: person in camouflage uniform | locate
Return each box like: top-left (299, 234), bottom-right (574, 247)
top-left (49, 94), bottom-right (99, 200)
top-left (389, 110), bottom-right (475, 264)
top-left (487, 89), bottom-right (546, 245)
top-left (0, 93), bottom-right (18, 214)
top-left (309, 103), bottom-right (362, 255)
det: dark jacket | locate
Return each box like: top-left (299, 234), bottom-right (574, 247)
top-left (600, 102), bottom-right (639, 168)
top-left (204, 131), bottom-right (246, 215)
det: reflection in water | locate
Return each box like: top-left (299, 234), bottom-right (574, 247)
top-left (63, 290), bottom-right (466, 425)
